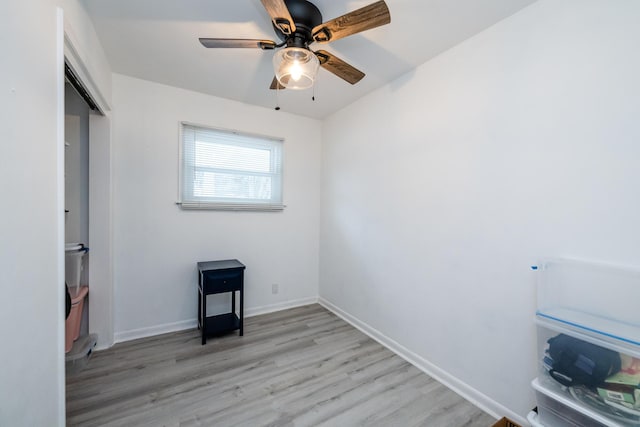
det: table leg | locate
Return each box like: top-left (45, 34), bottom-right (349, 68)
top-left (239, 284), bottom-right (244, 336)
top-left (201, 288), bottom-right (206, 345)
top-left (232, 291), bottom-right (236, 318)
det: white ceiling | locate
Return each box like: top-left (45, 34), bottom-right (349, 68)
top-left (82, 0), bottom-right (537, 119)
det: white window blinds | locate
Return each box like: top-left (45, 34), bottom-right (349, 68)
top-left (180, 123), bottom-right (284, 210)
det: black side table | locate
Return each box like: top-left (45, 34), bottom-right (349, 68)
top-left (197, 259), bottom-right (245, 345)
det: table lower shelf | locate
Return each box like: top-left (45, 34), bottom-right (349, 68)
top-left (200, 313), bottom-right (241, 337)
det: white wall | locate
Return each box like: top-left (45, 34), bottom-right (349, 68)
top-left (65, 83), bottom-right (90, 245)
top-left (0, 2), bottom-right (64, 425)
top-left (111, 74), bottom-right (322, 339)
top-left (61, 0), bottom-right (112, 109)
top-left (0, 1), bottom-right (110, 425)
top-left (320, 0), bottom-right (640, 422)
top-left (88, 113), bottom-right (114, 349)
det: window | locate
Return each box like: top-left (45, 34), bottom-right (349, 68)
top-left (180, 123), bottom-right (283, 210)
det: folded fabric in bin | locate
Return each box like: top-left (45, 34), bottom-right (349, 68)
top-left (598, 355), bottom-right (640, 408)
top-left (597, 383), bottom-right (640, 407)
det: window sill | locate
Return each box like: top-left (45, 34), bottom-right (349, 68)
top-left (177, 202), bottom-right (285, 212)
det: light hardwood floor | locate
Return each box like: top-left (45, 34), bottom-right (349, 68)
top-left (66, 304), bottom-right (496, 427)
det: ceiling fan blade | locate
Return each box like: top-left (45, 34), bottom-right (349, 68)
top-left (315, 50), bottom-right (365, 85)
top-left (199, 38), bottom-right (276, 50)
top-left (312, 0), bottom-right (390, 44)
top-left (270, 76), bottom-right (286, 90)
top-left (260, 0), bottom-right (296, 35)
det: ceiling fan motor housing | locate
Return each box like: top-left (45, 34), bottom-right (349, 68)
top-left (273, 0), bottom-right (323, 47)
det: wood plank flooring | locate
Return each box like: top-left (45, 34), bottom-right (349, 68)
top-left (66, 304), bottom-right (496, 427)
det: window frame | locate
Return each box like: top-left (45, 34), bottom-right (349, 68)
top-left (178, 122), bottom-right (285, 211)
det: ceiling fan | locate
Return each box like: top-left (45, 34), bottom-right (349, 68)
top-left (199, 0), bottom-right (391, 91)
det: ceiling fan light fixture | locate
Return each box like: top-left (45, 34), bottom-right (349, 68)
top-left (273, 47), bottom-right (319, 90)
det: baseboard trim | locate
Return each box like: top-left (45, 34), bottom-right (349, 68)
top-left (244, 296), bottom-right (318, 318)
top-left (114, 318), bottom-right (198, 344)
top-left (318, 297), bottom-right (526, 426)
top-left (113, 296), bottom-right (319, 344)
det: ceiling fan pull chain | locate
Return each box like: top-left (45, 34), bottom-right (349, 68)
top-left (275, 86), bottom-right (281, 111)
top-left (312, 84), bottom-right (315, 102)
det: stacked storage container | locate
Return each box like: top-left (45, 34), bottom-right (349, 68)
top-left (65, 244), bottom-right (89, 353)
top-left (64, 243), bottom-right (97, 373)
top-left (529, 259), bottom-right (640, 427)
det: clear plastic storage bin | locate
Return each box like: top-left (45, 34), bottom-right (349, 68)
top-left (65, 244), bottom-right (88, 290)
top-left (65, 333), bottom-right (97, 375)
top-left (533, 259), bottom-right (640, 426)
top-left (536, 321), bottom-right (640, 425)
top-left (533, 378), bottom-right (611, 427)
top-left (536, 258), bottom-right (640, 352)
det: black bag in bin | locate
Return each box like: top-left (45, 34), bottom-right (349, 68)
top-left (547, 334), bottom-right (621, 388)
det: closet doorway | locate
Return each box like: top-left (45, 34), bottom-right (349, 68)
top-left (63, 56), bottom-right (113, 362)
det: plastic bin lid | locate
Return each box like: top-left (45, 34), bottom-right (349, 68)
top-left (65, 243), bottom-right (87, 252)
top-left (65, 333), bottom-right (97, 362)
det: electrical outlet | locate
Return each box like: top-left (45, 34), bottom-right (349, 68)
top-left (271, 283), bottom-right (279, 294)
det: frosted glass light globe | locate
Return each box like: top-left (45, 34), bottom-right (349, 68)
top-left (273, 47), bottom-right (319, 90)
